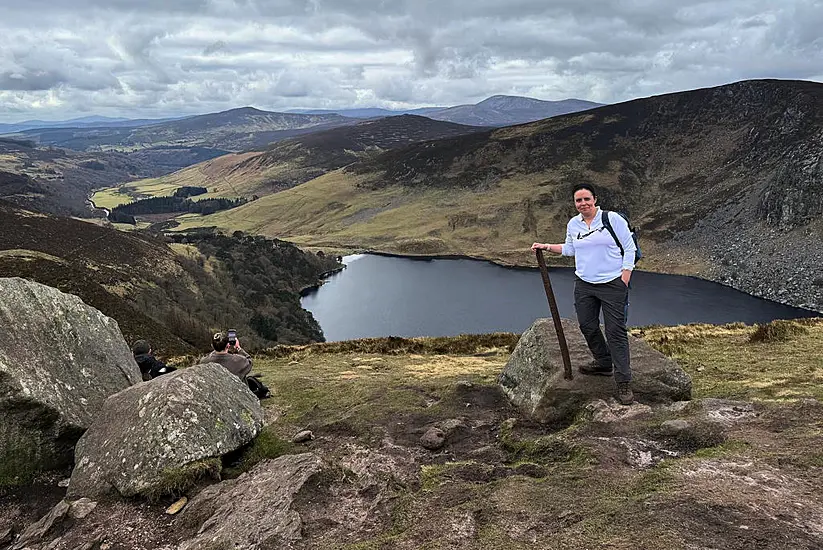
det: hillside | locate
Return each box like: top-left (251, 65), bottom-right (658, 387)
top-left (92, 115), bottom-right (486, 208)
top-left (9, 107), bottom-right (353, 153)
top-left (425, 95), bottom-right (603, 126)
top-left (170, 79), bottom-right (823, 312)
top-left (0, 137), bottom-right (174, 217)
top-left (0, 201), bottom-right (339, 355)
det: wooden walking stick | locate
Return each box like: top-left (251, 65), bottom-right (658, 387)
top-left (535, 249), bottom-right (573, 380)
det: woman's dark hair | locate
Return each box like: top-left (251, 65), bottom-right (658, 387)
top-left (572, 183), bottom-right (597, 198)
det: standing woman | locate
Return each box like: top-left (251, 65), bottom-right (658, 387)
top-left (531, 183), bottom-right (637, 405)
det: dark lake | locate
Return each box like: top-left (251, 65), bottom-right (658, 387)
top-left (301, 254), bottom-right (819, 342)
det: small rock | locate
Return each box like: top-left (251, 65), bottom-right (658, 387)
top-left (68, 498), bottom-right (97, 519)
top-left (15, 499), bottom-right (70, 547)
top-left (660, 419), bottom-right (691, 435)
top-left (292, 430), bottom-right (314, 443)
top-left (166, 497), bottom-right (188, 515)
top-left (586, 399), bottom-right (652, 423)
top-left (77, 539), bottom-right (104, 550)
top-left (437, 419), bottom-right (471, 441)
top-left (663, 401), bottom-right (691, 412)
top-left (420, 428), bottom-right (446, 450)
top-left (57, 478), bottom-right (70, 488)
top-left (701, 398), bottom-right (756, 424)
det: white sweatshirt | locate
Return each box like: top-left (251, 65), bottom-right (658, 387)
top-left (560, 207), bottom-right (636, 283)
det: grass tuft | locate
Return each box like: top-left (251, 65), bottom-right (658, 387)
top-left (143, 458), bottom-right (221, 502)
top-left (221, 428), bottom-right (294, 478)
top-left (263, 333), bottom-right (519, 359)
top-left (749, 319), bottom-right (809, 343)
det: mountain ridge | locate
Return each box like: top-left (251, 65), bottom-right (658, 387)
top-left (169, 79), bottom-right (823, 312)
top-left (91, 115), bottom-right (488, 207)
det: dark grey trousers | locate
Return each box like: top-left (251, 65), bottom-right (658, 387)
top-left (574, 276), bottom-right (631, 383)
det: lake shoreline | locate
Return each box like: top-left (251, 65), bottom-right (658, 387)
top-left (306, 248), bottom-right (823, 316)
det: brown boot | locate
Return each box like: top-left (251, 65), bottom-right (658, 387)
top-left (616, 382), bottom-right (634, 405)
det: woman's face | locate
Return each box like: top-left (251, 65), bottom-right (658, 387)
top-left (574, 189), bottom-right (597, 217)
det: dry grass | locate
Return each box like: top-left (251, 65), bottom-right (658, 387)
top-left (634, 318), bottom-right (823, 401)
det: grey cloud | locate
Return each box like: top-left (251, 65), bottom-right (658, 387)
top-left (202, 40), bottom-right (228, 55)
top-left (0, 70), bottom-right (65, 91)
top-left (0, 0), bottom-right (822, 121)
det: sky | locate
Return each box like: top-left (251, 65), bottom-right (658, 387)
top-left (1, 0), bottom-right (822, 122)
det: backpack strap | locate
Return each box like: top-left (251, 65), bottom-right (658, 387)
top-left (600, 209), bottom-right (624, 257)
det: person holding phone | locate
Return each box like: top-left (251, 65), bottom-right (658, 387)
top-left (198, 329), bottom-right (252, 380)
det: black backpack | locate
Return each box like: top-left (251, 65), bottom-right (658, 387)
top-left (601, 210), bottom-right (642, 264)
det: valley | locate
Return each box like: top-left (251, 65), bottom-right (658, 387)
top-left (113, 80), bottom-right (822, 312)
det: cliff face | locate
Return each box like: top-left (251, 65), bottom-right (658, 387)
top-left (758, 133), bottom-right (823, 230)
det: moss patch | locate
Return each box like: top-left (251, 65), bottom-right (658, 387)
top-left (222, 428), bottom-right (294, 478)
top-left (143, 458), bottom-right (222, 502)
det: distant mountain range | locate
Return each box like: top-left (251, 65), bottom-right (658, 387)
top-left (5, 107), bottom-right (353, 153)
top-left (425, 95), bottom-right (603, 126)
top-left (287, 107), bottom-right (445, 118)
top-left (0, 96), bottom-right (601, 172)
top-left (0, 115), bottom-right (185, 135)
top-left (289, 95), bottom-right (603, 127)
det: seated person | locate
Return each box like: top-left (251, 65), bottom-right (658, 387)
top-left (198, 331), bottom-right (253, 380)
top-left (132, 340), bottom-right (176, 381)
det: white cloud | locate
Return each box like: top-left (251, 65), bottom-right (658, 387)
top-left (0, 0), bottom-right (821, 121)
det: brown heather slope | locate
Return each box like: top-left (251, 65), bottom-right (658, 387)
top-left (0, 202), bottom-right (338, 356)
top-left (95, 115), bottom-right (487, 206)
top-left (0, 138), bottom-right (167, 217)
top-left (172, 79), bottom-right (823, 311)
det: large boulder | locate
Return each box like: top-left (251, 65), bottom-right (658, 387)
top-left (499, 318), bottom-right (691, 423)
top-left (67, 363), bottom-right (263, 499)
top-left (179, 453), bottom-right (323, 550)
top-left (0, 277), bottom-right (142, 483)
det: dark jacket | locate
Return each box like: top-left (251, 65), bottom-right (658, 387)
top-left (134, 354), bottom-right (176, 381)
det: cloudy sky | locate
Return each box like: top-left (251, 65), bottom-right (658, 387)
top-left (1, 0), bottom-right (822, 122)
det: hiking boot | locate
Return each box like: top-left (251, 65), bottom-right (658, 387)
top-left (579, 361), bottom-right (613, 376)
top-left (616, 382), bottom-right (634, 405)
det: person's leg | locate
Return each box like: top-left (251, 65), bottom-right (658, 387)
top-left (574, 279), bottom-right (612, 370)
top-left (599, 278), bottom-right (631, 383)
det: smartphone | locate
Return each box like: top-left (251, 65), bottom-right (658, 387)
top-left (227, 329), bottom-right (237, 345)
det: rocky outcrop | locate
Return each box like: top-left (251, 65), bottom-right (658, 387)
top-left (0, 278), bottom-right (141, 482)
top-left (179, 453), bottom-right (323, 550)
top-left (498, 318), bottom-right (691, 423)
top-left (67, 363), bottom-right (263, 499)
top-left (10, 498), bottom-right (97, 550)
top-left (758, 142), bottom-right (823, 230)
